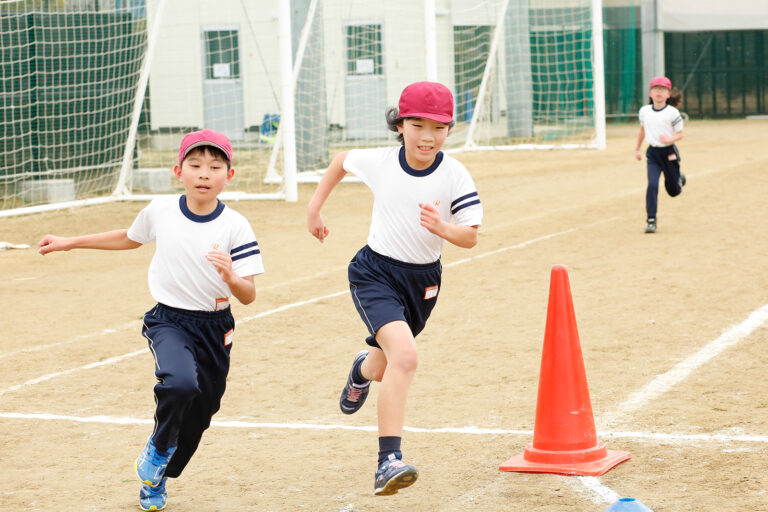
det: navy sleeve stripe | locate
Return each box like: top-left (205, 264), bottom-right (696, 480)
top-left (451, 191), bottom-right (478, 207)
top-left (672, 116), bottom-right (682, 125)
top-left (452, 199), bottom-right (481, 214)
top-left (232, 248), bottom-right (261, 262)
top-left (231, 241), bottom-right (259, 254)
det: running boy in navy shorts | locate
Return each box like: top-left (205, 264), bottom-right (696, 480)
top-left (38, 129), bottom-right (264, 511)
top-left (307, 81), bottom-right (483, 495)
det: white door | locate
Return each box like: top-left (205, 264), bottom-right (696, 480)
top-left (344, 22), bottom-right (388, 140)
top-left (202, 27), bottom-right (244, 141)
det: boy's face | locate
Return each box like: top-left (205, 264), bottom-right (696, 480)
top-left (397, 117), bottom-right (450, 170)
top-left (174, 147), bottom-right (234, 204)
top-left (650, 86), bottom-right (671, 105)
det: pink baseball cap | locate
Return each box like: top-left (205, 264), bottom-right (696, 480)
top-left (649, 76), bottom-right (672, 90)
top-left (178, 129), bottom-right (233, 164)
top-left (398, 81), bottom-right (454, 123)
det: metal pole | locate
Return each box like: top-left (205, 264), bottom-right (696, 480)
top-left (112, 0), bottom-right (167, 197)
top-left (278, 0), bottom-right (298, 201)
top-left (591, 0), bottom-right (606, 149)
top-left (424, 0), bottom-right (438, 81)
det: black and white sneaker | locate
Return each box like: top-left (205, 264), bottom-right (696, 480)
top-left (339, 350), bottom-right (370, 414)
top-left (374, 454), bottom-right (419, 496)
top-left (680, 173), bottom-right (687, 187)
top-left (645, 218), bottom-right (657, 234)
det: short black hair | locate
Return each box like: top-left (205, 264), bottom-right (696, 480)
top-left (182, 145), bottom-right (231, 169)
top-left (385, 107), bottom-right (455, 145)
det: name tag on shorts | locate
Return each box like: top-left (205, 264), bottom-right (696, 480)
top-left (667, 153), bottom-right (677, 161)
top-left (215, 297), bottom-right (230, 311)
top-left (224, 329), bottom-right (234, 346)
top-left (424, 285), bottom-right (439, 300)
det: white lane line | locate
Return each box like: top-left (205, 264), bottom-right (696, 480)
top-left (0, 321), bottom-right (141, 360)
top-left (573, 476), bottom-right (621, 503)
top-left (0, 350), bottom-right (145, 397)
top-left (1, 412), bottom-right (767, 445)
top-left (603, 303), bottom-right (768, 428)
top-left (238, 290), bottom-right (349, 324)
top-left (599, 429), bottom-right (768, 444)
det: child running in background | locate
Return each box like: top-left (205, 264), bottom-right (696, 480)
top-left (635, 76), bottom-right (686, 233)
top-left (38, 129), bottom-right (264, 511)
top-left (307, 81), bottom-right (483, 495)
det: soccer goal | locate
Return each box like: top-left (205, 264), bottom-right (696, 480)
top-left (0, 0), bottom-right (604, 216)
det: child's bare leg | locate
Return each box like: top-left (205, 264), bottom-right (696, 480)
top-left (374, 320), bottom-right (418, 436)
top-left (370, 320), bottom-right (419, 495)
top-left (360, 347), bottom-right (387, 382)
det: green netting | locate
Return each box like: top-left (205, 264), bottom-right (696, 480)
top-left (666, 30), bottom-right (768, 117)
top-left (0, 12), bottom-right (145, 185)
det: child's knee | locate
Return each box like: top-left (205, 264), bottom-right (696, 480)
top-left (164, 375), bottom-right (201, 401)
top-left (389, 345), bottom-right (418, 375)
top-left (666, 184), bottom-right (682, 197)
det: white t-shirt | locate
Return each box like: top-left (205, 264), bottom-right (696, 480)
top-left (343, 146), bottom-right (483, 264)
top-left (127, 195), bottom-right (264, 311)
top-left (639, 104), bottom-right (683, 147)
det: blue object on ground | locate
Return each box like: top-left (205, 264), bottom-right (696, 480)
top-left (603, 497), bottom-right (654, 512)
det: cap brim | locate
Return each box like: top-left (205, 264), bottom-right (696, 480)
top-left (183, 141), bottom-right (230, 160)
top-left (402, 112), bottom-right (453, 123)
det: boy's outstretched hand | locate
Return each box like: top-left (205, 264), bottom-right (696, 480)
top-left (38, 235), bottom-right (71, 255)
top-left (307, 212), bottom-right (330, 242)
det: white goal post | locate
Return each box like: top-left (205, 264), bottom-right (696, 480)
top-left (0, 0), bottom-right (604, 217)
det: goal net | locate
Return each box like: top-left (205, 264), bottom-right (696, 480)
top-left (0, 0), bottom-right (604, 216)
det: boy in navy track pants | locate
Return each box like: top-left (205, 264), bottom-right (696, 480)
top-left (39, 129), bottom-right (264, 511)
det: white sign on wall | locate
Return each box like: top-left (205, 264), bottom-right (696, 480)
top-left (356, 59), bottom-right (374, 74)
top-left (212, 63), bottom-right (231, 78)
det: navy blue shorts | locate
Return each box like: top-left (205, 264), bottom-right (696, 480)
top-left (348, 245), bottom-right (442, 348)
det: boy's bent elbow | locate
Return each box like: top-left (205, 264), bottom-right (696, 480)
top-left (237, 292), bottom-right (256, 306)
top-left (463, 226), bottom-right (479, 248)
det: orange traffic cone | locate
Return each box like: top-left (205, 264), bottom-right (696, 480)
top-left (499, 264), bottom-right (630, 476)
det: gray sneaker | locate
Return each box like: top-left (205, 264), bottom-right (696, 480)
top-left (645, 218), bottom-right (657, 234)
top-left (374, 454), bottom-right (419, 496)
top-left (339, 351), bottom-right (370, 414)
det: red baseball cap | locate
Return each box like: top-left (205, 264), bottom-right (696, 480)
top-left (649, 76), bottom-right (672, 90)
top-left (178, 129), bottom-right (233, 164)
top-left (398, 81), bottom-right (454, 123)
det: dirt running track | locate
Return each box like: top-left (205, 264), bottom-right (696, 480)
top-left (1, 119), bottom-right (767, 511)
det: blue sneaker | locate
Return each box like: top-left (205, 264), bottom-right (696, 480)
top-left (139, 477), bottom-right (167, 511)
top-left (374, 454), bottom-right (418, 496)
top-left (135, 438), bottom-right (176, 487)
top-left (339, 350), bottom-right (371, 414)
